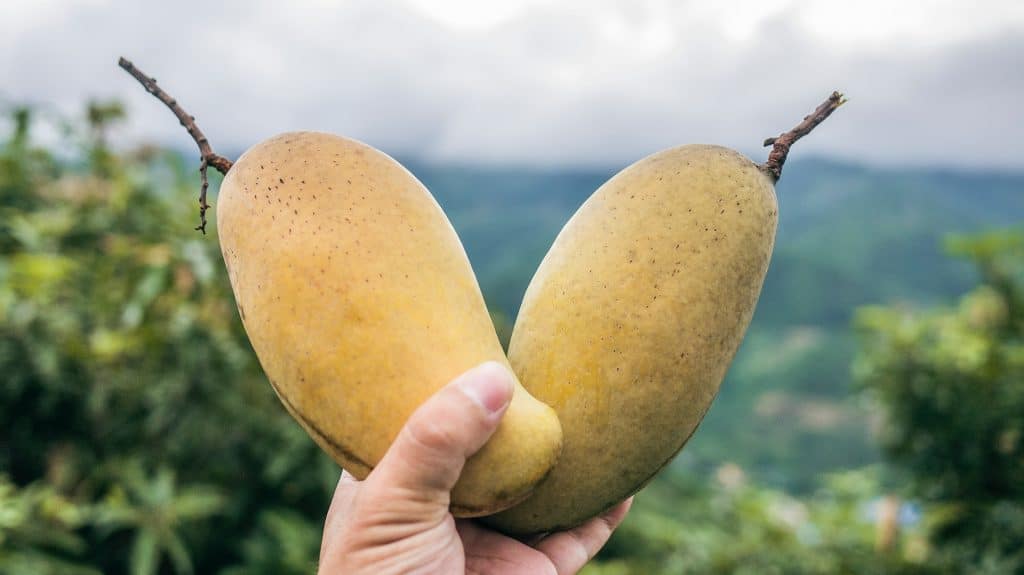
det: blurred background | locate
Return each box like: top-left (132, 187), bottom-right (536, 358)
top-left (1, 1), bottom-right (1022, 573)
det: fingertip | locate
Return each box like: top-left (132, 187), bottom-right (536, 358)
top-left (454, 361), bottom-right (514, 415)
top-left (603, 496), bottom-right (634, 527)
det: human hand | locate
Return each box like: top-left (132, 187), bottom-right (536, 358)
top-left (317, 361), bottom-right (632, 574)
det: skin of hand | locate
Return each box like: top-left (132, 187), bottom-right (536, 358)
top-left (317, 361), bottom-right (633, 575)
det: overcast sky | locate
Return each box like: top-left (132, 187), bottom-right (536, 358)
top-left (2, 0), bottom-right (1022, 170)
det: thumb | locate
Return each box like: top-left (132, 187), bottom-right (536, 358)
top-left (367, 361), bottom-right (514, 504)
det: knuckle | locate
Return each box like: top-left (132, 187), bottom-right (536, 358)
top-left (405, 417), bottom-right (458, 454)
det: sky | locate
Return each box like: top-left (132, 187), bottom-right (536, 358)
top-left (1, 0), bottom-right (1022, 170)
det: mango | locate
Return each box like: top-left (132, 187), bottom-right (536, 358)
top-left (484, 145), bottom-right (778, 533)
top-left (216, 132), bottom-right (562, 516)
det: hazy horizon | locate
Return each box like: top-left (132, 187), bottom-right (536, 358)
top-left (161, 142), bottom-right (1024, 176)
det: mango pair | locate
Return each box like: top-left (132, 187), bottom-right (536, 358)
top-left (217, 132), bottom-right (777, 534)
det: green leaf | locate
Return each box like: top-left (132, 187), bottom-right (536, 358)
top-left (164, 532), bottom-right (194, 575)
top-left (129, 530), bottom-right (158, 575)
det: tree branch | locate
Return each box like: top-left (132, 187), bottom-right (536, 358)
top-left (760, 91), bottom-right (846, 182)
top-left (117, 57), bottom-right (233, 234)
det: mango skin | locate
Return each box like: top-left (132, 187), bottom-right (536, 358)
top-left (485, 144), bottom-right (778, 533)
top-left (216, 132), bottom-right (562, 517)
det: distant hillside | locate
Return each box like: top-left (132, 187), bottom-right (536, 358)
top-left (405, 157), bottom-right (1024, 490)
top-left (408, 159), bottom-right (1023, 320)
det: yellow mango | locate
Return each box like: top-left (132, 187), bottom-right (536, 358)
top-left (485, 145), bottom-right (778, 533)
top-left (216, 132), bottom-right (562, 516)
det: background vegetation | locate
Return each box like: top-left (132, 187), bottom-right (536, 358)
top-left (1, 104), bottom-right (1021, 573)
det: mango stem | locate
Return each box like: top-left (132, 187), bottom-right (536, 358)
top-left (760, 91), bottom-right (846, 182)
top-left (118, 57), bottom-right (234, 234)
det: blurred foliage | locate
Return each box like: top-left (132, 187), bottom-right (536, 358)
top-left (585, 466), bottom-right (926, 575)
top-left (0, 476), bottom-right (98, 575)
top-left (0, 104), bottom-right (337, 572)
top-left (0, 101), bottom-right (1021, 572)
top-left (855, 230), bottom-right (1024, 572)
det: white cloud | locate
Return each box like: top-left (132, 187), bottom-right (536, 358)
top-left (404, 0), bottom-right (556, 31)
top-left (1, 0), bottom-right (1022, 169)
